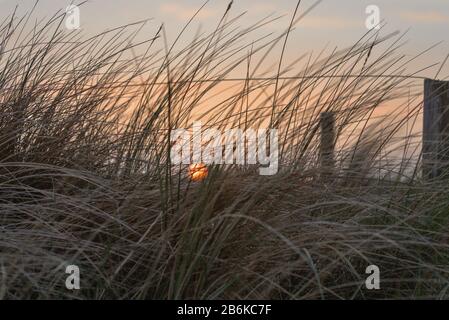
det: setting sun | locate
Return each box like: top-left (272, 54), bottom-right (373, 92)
top-left (188, 163), bottom-right (208, 182)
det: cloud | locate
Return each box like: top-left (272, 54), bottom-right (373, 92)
top-left (299, 16), bottom-right (357, 29)
top-left (159, 3), bottom-right (215, 21)
top-left (400, 11), bottom-right (449, 24)
top-left (246, 3), bottom-right (277, 15)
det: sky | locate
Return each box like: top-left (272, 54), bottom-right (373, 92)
top-left (0, 0), bottom-right (448, 78)
top-left (0, 0), bottom-right (445, 159)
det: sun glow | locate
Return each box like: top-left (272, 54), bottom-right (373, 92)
top-left (188, 163), bottom-right (208, 182)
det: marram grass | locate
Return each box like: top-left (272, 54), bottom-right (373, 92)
top-left (0, 5), bottom-right (449, 300)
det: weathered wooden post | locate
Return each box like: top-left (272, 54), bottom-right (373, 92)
top-left (423, 79), bottom-right (449, 180)
top-left (320, 111), bottom-right (335, 178)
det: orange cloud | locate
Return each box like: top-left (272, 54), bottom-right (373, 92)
top-left (401, 11), bottom-right (449, 24)
top-left (299, 16), bottom-right (357, 29)
top-left (160, 3), bottom-right (215, 21)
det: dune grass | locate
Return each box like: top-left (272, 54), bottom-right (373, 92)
top-left (1, 5), bottom-right (449, 299)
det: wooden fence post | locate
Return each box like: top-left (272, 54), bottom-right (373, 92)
top-left (423, 79), bottom-right (449, 180)
top-left (320, 111), bottom-right (335, 177)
